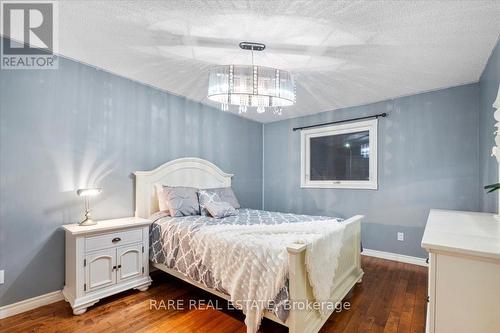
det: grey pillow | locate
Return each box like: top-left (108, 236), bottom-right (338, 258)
top-left (198, 189), bottom-right (222, 216)
top-left (205, 201), bottom-right (237, 219)
top-left (163, 186), bottom-right (200, 217)
top-left (203, 187), bottom-right (241, 209)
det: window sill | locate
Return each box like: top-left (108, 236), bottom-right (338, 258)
top-left (300, 181), bottom-right (378, 190)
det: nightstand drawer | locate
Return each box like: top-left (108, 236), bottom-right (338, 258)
top-left (85, 228), bottom-right (142, 252)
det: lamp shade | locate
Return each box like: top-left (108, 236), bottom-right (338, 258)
top-left (207, 65), bottom-right (295, 110)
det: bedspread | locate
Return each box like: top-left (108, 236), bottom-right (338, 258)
top-left (149, 208), bottom-right (341, 325)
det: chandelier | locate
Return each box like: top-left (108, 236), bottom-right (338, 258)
top-left (207, 42), bottom-right (295, 115)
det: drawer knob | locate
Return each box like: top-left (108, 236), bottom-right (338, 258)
top-left (112, 237), bottom-right (121, 243)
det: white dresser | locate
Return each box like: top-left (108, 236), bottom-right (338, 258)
top-left (62, 217), bottom-right (152, 315)
top-left (422, 209), bottom-right (500, 333)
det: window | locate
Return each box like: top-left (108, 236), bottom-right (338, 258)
top-left (300, 119), bottom-right (378, 189)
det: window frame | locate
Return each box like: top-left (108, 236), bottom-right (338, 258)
top-left (300, 118), bottom-right (378, 190)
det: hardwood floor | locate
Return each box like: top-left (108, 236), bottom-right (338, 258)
top-left (0, 256), bottom-right (428, 333)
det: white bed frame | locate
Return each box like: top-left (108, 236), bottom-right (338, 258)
top-left (134, 157), bottom-right (364, 333)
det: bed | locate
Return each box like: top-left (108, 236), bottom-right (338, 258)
top-left (134, 157), bottom-right (364, 333)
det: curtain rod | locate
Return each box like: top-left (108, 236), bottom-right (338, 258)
top-left (292, 112), bottom-right (388, 131)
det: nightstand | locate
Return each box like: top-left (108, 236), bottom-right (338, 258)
top-left (62, 217), bottom-right (152, 315)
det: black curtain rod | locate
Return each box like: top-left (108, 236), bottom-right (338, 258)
top-left (292, 112), bottom-right (388, 131)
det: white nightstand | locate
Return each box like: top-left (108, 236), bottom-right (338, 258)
top-left (62, 217), bottom-right (152, 315)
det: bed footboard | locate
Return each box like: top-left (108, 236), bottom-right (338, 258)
top-left (285, 215), bottom-right (364, 333)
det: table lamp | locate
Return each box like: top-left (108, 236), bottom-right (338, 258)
top-left (76, 188), bottom-right (102, 226)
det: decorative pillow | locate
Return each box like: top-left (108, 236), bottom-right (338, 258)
top-left (205, 201), bottom-right (237, 219)
top-left (163, 186), bottom-right (200, 217)
top-left (155, 184), bottom-right (171, 214)
top-left (210, 187), bottom-right (241, 209)
top-left (198, 189), bottom-right (222, 216)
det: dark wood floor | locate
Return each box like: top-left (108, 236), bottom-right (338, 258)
top-left (0, 256), bottom-right (428, 333)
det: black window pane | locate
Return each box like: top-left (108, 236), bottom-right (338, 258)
top-left (310, 131), bottom-right (370, 181)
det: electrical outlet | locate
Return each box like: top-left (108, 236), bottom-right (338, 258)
top-left (397, 232), bottom-right (405, 241)
top-left (0, 270), bottom-right (4, 284)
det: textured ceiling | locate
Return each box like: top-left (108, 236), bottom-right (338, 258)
top-left (40, 1), bottom-right (500, 121)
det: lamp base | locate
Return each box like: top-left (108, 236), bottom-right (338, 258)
top-left (78, 218), bottom-right (97, 226)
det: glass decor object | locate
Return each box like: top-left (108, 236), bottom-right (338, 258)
top-left (207, 42), bottom-right (295, 115)
top-left (76, 188), bottom-right (102, 226)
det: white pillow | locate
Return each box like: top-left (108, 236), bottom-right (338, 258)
top-left (155, 184), bottom-right (170, 213)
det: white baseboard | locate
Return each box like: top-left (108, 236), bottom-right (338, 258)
top-left (0, 290), bottom-right (64, 319)
top-left (362, 248), bottom-right (428, 267)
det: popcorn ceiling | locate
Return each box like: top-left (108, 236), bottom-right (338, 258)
top-left (51, 0), bottom-right (500, 122)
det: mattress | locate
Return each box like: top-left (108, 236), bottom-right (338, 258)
top-left (149, 208), bottom-right (339, 322)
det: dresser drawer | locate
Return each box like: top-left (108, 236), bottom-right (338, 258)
top-left (85, 229), bottom-right (143, 252)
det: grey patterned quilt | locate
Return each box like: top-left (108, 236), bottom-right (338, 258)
top-left (149, 208), bottom-right (338, 323)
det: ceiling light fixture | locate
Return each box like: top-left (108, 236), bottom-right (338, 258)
top-left (207, 42), bottom-right (296, 115)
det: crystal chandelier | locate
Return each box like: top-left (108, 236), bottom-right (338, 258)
top-left (207, 42), bottom-right (295, 115)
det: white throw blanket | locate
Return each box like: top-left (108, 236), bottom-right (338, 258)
top-left (193, 219), bottom-right (345, 333)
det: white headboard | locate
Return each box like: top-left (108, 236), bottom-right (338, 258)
top-left (134, 157), bottom-right (233, 218)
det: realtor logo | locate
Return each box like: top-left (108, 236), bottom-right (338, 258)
top-left (1, 0), bottom-right (58, 69)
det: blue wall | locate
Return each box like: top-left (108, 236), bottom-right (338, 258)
top-left (0, 55), bottom-right (263, 306)
top-left (263, 84), bottom-right (480, 258)
top-left (479, 39), bottom-right (500, 213)
top-left (1, 38), bottom-right (498, 306)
